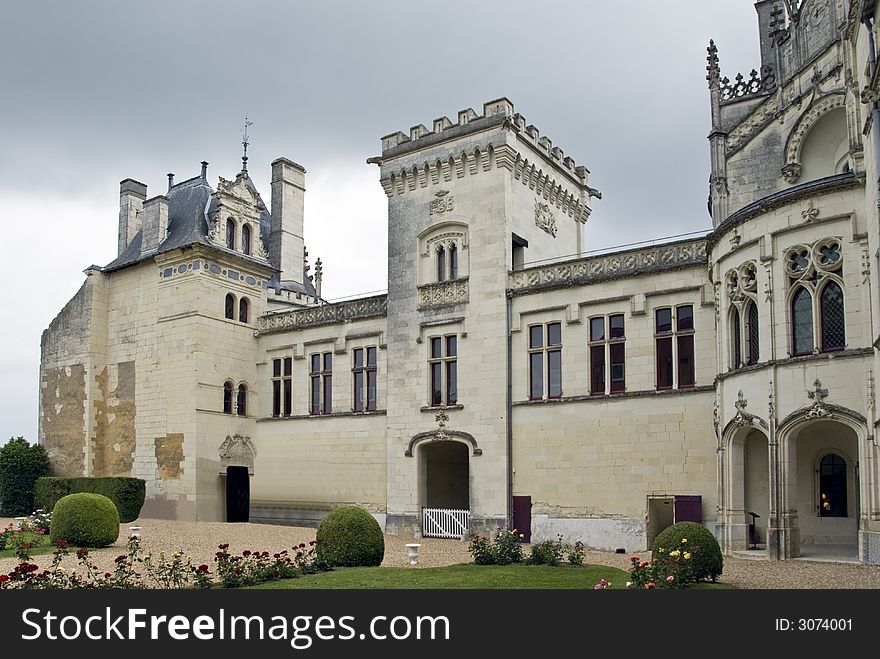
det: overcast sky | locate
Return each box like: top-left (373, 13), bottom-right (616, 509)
top-left (0, 1), bottom-right (761, 442)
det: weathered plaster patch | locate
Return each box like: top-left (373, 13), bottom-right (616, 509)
top-left (155, 433), bottom-right (184, 480)
top-left (93, 361), bottom-right (136, 476)
top-left (40, 364), bottom-right (86, 476)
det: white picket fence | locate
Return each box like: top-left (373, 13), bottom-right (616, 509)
top-left (422, 507), bottom-right (470, 539)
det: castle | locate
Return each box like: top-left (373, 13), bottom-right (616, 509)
top-left (39, 1), bottom-right (880, 563)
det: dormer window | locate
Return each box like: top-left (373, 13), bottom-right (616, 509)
top-left (226, 219), bottom-right (236, 250)
top-left (241, 224), bottom-right (251, 255)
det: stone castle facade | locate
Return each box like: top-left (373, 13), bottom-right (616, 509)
top-left (38, 1), bottom-right (880, 562)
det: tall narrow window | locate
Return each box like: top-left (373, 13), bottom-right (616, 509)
top-left (609, 314), bottom-right (625, 393)
top-left (819, 453), bottom-right (847, 517)
top-left (528, 325), bottom-right (544, 399)
top-left (677, 305), bottom-right (695, 387)
top-left (223, 381), bottom-right (233, 414)
top-left (428, 336), bottom-right (458, 406)
top-left (589, 318), bottom-right (605, 395)
top-left (655, 308), bottom-right (673, 390)
top-left (353, 347), bottom-right (378, 412)
top-left (449, 244), bottom-right (458, 279)
top-left (529, 322), bottom-right (562, 399)
top-left (791, 287), bottom-right (813, 355)
top-left (272, 358), bottom-right (292, 418)
top-left (226, 219), bottom-right (236, 250)
top-left (239, 297), bottom-right (249, 323)
top-left (236, 384), bottom-right (247, 417)
top-left (225, 293), bottom-right (235, 320)
top-left (655, 306), bottom-right (695, 389)
top-left (437, 245), bottom-right (446, 282)
top-left (731, 308), bottom-right (742, 369)
top-left (590, 315), bottom-right (625, 395)
top-left (820, 281), bottom-right (845, 351)
top-left (241, 224), bottom-right (251, 255)
top-left (747, 302), bottom-right (759, 365)
top-left (310, 352), bottom-right (332, 415)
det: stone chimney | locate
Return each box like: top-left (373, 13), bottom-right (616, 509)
top-left (270, 157), bottom-right (306, 285)
top-left (118, 179), bottom-right (147, 255)
top-left (141, 195), bottom-right (169, 254)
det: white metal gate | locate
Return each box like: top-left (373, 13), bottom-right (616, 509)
top-left (422, 507), bottom-right (470, 538)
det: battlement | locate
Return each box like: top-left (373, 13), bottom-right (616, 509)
top-left (376, 97), bottom-right (587, 179)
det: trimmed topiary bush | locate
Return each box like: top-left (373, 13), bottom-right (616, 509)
top-left (652, 521), bottom-right (723, 582)
top-left (0, 437), bottom-right (50, 516)
top-left (35, 477), bottom-right (145, 523)
top-left (50, 493), bottom-right (120, 548)
top-left (315, 506), bottom-right (384, 567)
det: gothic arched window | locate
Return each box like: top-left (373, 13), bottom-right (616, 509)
top-left (225, 293), bottom-right (236, 320)
top-left (241, 224), bottom-right (251, 255)
top-left (449, 244), bottom-right (458, 279)
top-left (747, 301), bottom-right (759, 365)
top-left (819, 453), bottom-right (847, 517)
top-left (226, 219), bottom-right (236, 250)
top-left (239, 297), bottom-right (249, 324)
top-left (820, 281), bottom-right (845, 351)
top-left (730, 308), bottom-right (741, 369)
top-left (791, 287), bottom-right (813, 356)
top-left (223, 381), bottom-right (233, 414)
top-left (237, 384), bottom-right (247, 417)
top-left (437, 245), bottom-right (446, 282)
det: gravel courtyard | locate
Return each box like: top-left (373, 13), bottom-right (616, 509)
top-left (3, 517), bottom-right (880, 589)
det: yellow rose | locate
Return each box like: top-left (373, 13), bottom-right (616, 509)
top-left (681, 538), bottom-right (687, 543)
top-left (684, 552), bottom-right (692, 560)
top-left (669, 550), bottom-right (681, 557)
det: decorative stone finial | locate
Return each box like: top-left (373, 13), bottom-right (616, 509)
top-left (706, 40), bottom-right (720, 88)
top-left (806, 379), bottom-right (832, 419)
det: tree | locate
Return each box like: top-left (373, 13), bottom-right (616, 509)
top-left (0, 437), bottom-right (50, 516)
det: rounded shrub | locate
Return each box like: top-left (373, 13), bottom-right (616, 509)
top-left (50, 493), bottom-right (120, 548)
top-left (315, 506), bottom-right (384, 567)
top-left (652, 521), bottom-right (723, 582)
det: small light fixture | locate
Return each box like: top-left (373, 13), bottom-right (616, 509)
top-left (129, 526), bottom-right (142, 539)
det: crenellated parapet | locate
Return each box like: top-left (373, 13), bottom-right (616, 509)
top-left (508, 237), bottom-right (709, 295)
top-left (371, 97), bottom-right (599, 223)
top-left (255, 294), bottom-right (387, 335)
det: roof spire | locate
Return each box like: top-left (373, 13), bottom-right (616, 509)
top-left (241, 115), bottom-right (253, 172)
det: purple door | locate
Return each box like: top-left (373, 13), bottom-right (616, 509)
top-left (674, 495), bottom-right (702, 524)
top-left (512, 496), bottom-right (532, 543)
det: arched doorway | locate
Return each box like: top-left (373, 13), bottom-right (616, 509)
top-left (783, 419), bottom-right (859, 559)
top-left (421, 441), bottom-right (469, 509)
top-left (219, 434), bottom-right (256, 523)
top-left (419, 441), bottom-right (470, 538)
top-left (724, 425), bottom-right (769, 552)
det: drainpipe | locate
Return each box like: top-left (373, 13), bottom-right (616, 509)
top-left (506, 293), bottom-right (514, 528)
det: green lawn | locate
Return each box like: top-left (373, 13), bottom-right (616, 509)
top-left (250, 564), bottom-right (631, 589)
top-left (0, 534), bottom-right (55, 559)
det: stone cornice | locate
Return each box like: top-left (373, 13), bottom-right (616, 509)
top-left (507, 237), bottom-right (709, 296)
top-left (255, 294), bottom-right (387, 336)
top-left (710, 172), bottom-right (864, 242)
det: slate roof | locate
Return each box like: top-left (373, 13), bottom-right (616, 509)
top-left (103, 170), bottom-right (318, 297)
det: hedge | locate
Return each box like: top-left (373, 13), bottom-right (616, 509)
top-left (0, 437), bottom-right (50, 516)
top-left (35, 477), bottom-right (145, 523)
top-left (652, 521), bottom-right (723, 582)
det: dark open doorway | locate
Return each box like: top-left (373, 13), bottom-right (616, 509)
top-left (226, 466), bottom-right (250, 522)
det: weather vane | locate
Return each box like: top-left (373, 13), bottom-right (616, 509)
top-left (241, 115), bottom-right (254, 172)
